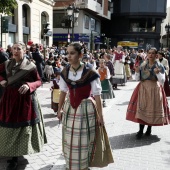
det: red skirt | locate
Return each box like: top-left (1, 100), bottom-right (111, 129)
top-left (126, 81), bottom-right (170, 126)
top-left (164, 75), bottom-right (170, 97)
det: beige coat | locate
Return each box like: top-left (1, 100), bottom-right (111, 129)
top-left (159, 58), bottom-right (169, 75)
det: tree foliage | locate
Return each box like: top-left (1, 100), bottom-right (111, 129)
top-left (0, 0), bottom-right (18, 15)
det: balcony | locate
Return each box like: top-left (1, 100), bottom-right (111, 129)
top-left (130, 27), bottom-right (155, 32)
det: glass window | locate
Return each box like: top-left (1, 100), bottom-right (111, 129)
top-left (129, 19), bottom-right (156, 32)
top-left (97, 0), bottom-right (102, 6)
top-left (41, 12), bottom-right (47, 25)
top-left (53, 13), bottom-right (65, 28)
top-left (91, 18), bottom-right (95, 31)
top-left (84, 15), bottom-right (89, 29)
top-left (8, 9), bottom-right (15, 24)
top-left (22, 5), bottom-right (27, 26)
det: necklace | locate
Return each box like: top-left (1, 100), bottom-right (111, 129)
top-left (72, 64), bottom-right (82, 76)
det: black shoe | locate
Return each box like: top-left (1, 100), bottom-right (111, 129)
top-left (103, 101), bottom-right (107, 107)
top-left (136, 131), bottom-right (143, 139)
top-left (145, 130), bottom-right (151, 136)
top-left (6, 160), bottom-right (18, 170)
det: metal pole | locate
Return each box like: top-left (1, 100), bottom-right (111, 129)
top-left (72, 13), bottom-right (74, 42)
top-left (1, 15), bottom-right (2, 47)
top-left (90, 30), bottom-right (93, 52)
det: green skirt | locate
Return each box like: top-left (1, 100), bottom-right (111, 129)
top-left (0, 93), bottom-right (47, 157)
top-left (101, 79), bottom-right (115, 100)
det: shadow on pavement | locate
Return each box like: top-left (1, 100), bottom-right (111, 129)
top-left (39, 164), bottom-right (53, 170)
top-left (41, 104), bottom-right (51, 108)
top-left (43, 113), bottom-right (56, 119)
top-left (109, 133), bottom-right (160, 150)
top-left (116, 101), bottom-right (129, 106)
top-left (45, 119), bottom-right (59, 128)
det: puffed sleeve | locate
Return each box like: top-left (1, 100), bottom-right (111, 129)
top-left (156, 72), bottom-right (165, 86)
top-left (135, 72), bottom-right (140, 81)
top-left (59, 76), bottom-right (69, 93)
top-left (106, 67), bottom-right (111, 79)
top-left (122, 55), bottom-right (126, 63)
top-left (91, 78), bottom-right (102, 96)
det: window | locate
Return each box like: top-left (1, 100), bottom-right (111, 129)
top-left (8, 9), bottom-right (15, 24)
top-left (41, 12), bottom-right (47, 25)
top-left (53, 13), bottom-right (65, 28)
top-left (84, 15), bottom-right (89, 29)
top-left (97, 0), bottom-right (102, 6)
top-left (91, 18), bottom-right (95, 31)
top-left (129, 19), bottom-right (156, 32)
top-left (22, 5), bottom-right (27, 26)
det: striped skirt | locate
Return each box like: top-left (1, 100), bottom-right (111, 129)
top-left (101, 79), bottom-right (115, 100)
top-left (126, 80), bottom-right (170, 126)
top-left (62, 98), bottom-right (97, 170)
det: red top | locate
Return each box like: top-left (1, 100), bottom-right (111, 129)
top-left (115, 52), bottom-right (123, 60)
top-left (68, 84), bottom-right (91, 109)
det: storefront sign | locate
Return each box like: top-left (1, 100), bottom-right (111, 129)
top-left (117, 41), bottom-right (138, 47)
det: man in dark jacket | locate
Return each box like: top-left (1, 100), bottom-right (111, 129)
top-left (32, 46), bottom-right (44, 81)
top-left (0, 48), bottom-right (9, 97)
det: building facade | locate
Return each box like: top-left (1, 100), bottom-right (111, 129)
top-left (161, 6), bottom-right (170, 49)
top-left (101, 0), bottom-right (167, 50)
top-left (53, 0), bottom-right (111, 49)
top-left (0, 0), bottom-right (54, 49)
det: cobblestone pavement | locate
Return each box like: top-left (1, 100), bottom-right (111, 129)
top-left (1, 80), bottom-right (170, 170)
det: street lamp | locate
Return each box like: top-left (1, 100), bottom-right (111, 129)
top-left (165, 23), bottom-right (170, 49)
top-left (66, 4), bottom-right (79, 42)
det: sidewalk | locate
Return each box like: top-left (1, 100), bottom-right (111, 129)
top-left (0, 81), bottom-right (170, 170)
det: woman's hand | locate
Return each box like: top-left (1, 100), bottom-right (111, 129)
top-left (97, 116), bottom-right (104, 126)
top-left (0, 80), bottom-right (7, 87)
top-left (154, 66), bottom-right (160, 74)
top-left (18, 84), bottom-right (30, 94)
top-left (57, 110), bottom-right (63, 121)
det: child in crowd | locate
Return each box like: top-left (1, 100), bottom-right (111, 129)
top-left (51, 71), bottom-right (60, 115)
top-left (97, 59), bottom-right (115, 107)
top-left (44, 61), bottom-right (54, 82)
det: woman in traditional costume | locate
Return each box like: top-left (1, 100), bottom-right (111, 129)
top-left (112, 45), bottom-right (126, 89)
top-left (57, 43), bottom-right (113, 170)
top-left (126, 48), bottom-right (170, 139)
top-left (0, 42), bottom-right (47, 169)
top-left (97, 59), bottom-right (115, 107)
top-left (124, 55), bottom-right (132, 80)
top-left (157, 51), bottom-right (170, 96)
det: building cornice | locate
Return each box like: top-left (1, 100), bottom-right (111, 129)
top-left (39, 0), bottom-right (55, 6)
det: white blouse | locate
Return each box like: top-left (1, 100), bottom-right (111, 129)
top-left (135, 72), bottom-right (165, 86)
top-left (59, 69), bottom-right (102, 96)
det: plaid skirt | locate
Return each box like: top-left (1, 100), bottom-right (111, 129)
top-left (126, 80), bottom-right (170, 126)
top-left (62, 98), bottom-right (97, 170)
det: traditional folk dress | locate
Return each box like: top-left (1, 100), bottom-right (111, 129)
top-left (158, 57), bottom-right (170, 97)
top-left (112, 51), bottom-right (126, 85)
top-left (124, 56), bottom-right (132, 79)
top-left (51, 78), bottom-right (60, 112)
top-left (126, 61), bottom-right (170, 126)
top-left (98, 66), bottom-right (115, 99)
top-left (0, 57), bottom-right (47, 157)
top-left (60, 63), bottom-right (113, 170)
